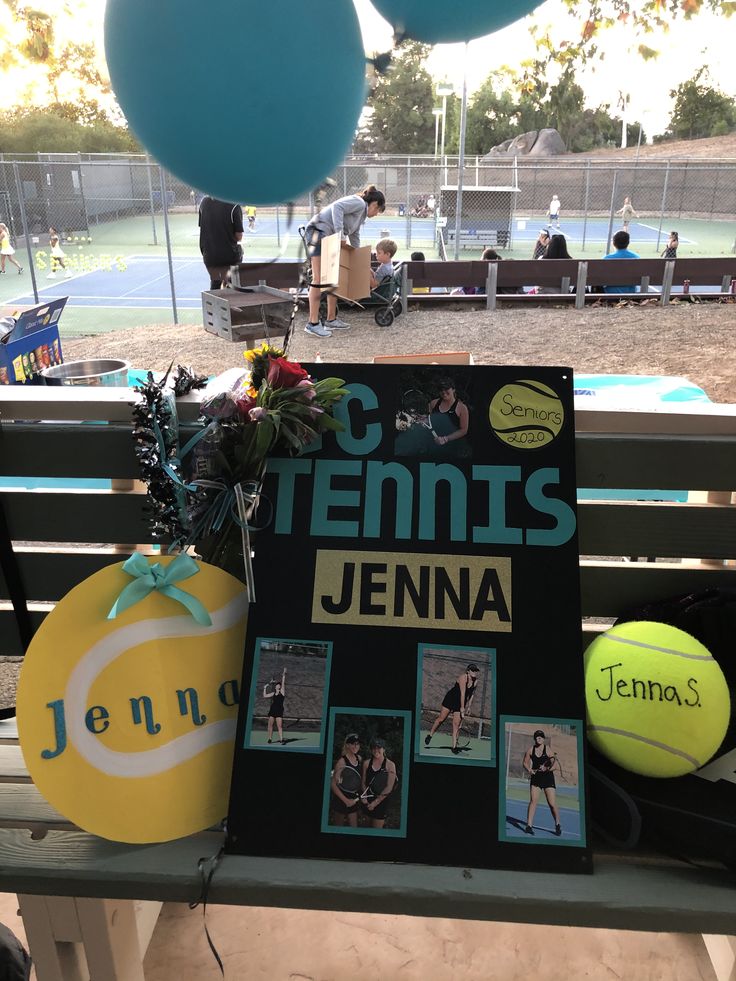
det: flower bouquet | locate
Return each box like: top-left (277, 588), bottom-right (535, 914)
top-left (132, 346), bottom-right (347, 598)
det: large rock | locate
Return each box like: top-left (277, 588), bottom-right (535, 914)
top-left (482, 128), bottom-right (567, 159)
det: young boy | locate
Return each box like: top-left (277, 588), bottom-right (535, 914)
top-left (371, 238), bottom-right (397, 289)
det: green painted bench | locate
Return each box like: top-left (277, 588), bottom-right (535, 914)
top-left (1, 386), bottom-right (736, 980)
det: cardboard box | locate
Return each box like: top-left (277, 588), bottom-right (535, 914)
top-left (0, 297), bottom-right (66, 385)
top-left (320, 232), bottom-right (372, 301)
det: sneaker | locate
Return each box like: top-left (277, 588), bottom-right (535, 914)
top-left (524, 825), bottom-right (535, 835)
top-left (18, 267), bottom-right (23, 274)
top-left (424, 734), bottom-right (432, 746)
top-left (555, 824), bottom-right (562, 837)
top-left (47, 272), bottom-right (56, 279)
top-left (304, 321), bottom-right (332, 337)
top-left (63, 271), bottom-right (72, 278)
top-left (325, 317), bottom-right (350, 330)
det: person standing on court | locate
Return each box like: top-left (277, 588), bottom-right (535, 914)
top-left (304, 184), bottom-right (386, 337)
top-left (198, 196), bottom-right (244, 290)
top-left (616, 196), bottom-right (638, 231)
top-left (548, 194), bottom-right (561, 227)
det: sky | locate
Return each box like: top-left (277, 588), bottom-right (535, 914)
top-left (1, 1), bottom-right (735, 142)
top-left (353, 0), bottom-right (736, 139)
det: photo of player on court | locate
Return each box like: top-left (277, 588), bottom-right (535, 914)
top-left (244, 638), bottom-right (332, 754)
top-left (416, 645), bottom-right (495, 767)
top-left (499, 717), bottom-right (586, 846)
top-left (394, 369), bottom-right (471, 460)
top-left (323, 709), bottom-right (410, 837)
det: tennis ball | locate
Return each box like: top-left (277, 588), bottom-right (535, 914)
top-left (489, 379), bottom-right (564, 449)
top-left (585, 621), bottom-right (731, 778)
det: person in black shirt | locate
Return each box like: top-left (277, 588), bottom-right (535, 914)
top-left (523, 729), bottom-right (562, 836)
top-left (198, 196), bottom-right (244, 289)
top-left (330, 733), bottom-right (363, 828)
top-left (425, 663), bottom-right (480, 754)
top-left (263, 668), bottom-right (286, 744)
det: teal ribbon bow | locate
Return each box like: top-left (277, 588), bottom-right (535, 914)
top-left (107, 553), bottom-right (212, 626)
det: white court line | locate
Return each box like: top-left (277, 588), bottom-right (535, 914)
top-left (120, 258), bottom-right (202, 298)
top-left (637, 222), bottom-right (697, 245)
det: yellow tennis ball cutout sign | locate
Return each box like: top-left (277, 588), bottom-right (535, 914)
top-left (585, 621), bottom-right (731, 779)
top-left (489, 379), bottom-right (564, 449)
top-left (17, 555), bottom-right (248, 843)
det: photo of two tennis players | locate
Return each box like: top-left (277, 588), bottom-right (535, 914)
top-left (329, 724), bottom-right (401, 831)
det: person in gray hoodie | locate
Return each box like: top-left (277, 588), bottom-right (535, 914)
top-left (304, 184), bottom-right (385, 337)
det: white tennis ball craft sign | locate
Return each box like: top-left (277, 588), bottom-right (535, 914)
top-left (17, 554), bottom-right (248, 843)
top-left (584, 621), bottom-right (731, 779)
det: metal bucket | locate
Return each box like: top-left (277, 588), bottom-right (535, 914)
top-left (42, 358), bottom-right (131, 387)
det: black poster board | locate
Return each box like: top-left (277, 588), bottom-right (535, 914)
top-left (227, 364), bottom-right (591, 874)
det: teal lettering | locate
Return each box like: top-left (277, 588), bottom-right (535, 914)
top-left (41, 699), bottom-right (67, 760)
top-left (364, 461), bottom-right (413, 539)
top-left (525, 468), bottom-right (576, 546)
top-left (177, 688), bottom-right (207, 726)
top-left (418, 464), bottom-right (466, 541)
top-left (333, 384), bottom-right (381, 455)
top-left (311, 460), bottom-right (362, 537)
top-left (130, 695), bottom-right (162, 735)
top-left (269, 458), bottom-right (313, 534)
top-left (218, 680), bottom-right (240, 707)
top-left (85, 705), bottom-right (110, 735)
top-left (472, 465), bottom-right (522, 544)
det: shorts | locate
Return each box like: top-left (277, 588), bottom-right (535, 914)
top-left (363, 795), bottom-right (389, 821)
top-left (332, 792), bottom-right (359, 816)
top-left (530, 770), bottom-right (556, 791)
top-left (267, 708), bottom-right (283, 719)
top-left (304, 225), bottom-right (323, 258)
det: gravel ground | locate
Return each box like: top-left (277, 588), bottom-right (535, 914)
top-left (62, 299), bottom-right (736, 402)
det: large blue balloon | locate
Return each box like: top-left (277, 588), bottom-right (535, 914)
top-left (370, 0), bottom-right (540, 44)
top-left (105, 0), bottom-right (366, 205)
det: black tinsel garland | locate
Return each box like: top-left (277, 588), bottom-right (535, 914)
top-left (131, 364), bottom-right (208, 545)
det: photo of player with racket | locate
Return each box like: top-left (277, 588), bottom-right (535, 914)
top-left (263, 668), bottom-right (286, 744)
top-left (361, 737), bottom-right (398, 830)
top-left (245, 638), bottom-right (332, 754)
top-left (523, 729), bottom-right (562, 837)
top-left (425, 663), bottom-right (479, 755)
top-left (329, 733), bottom-right (363, 828)
top-left (323, 709), bottom-right (410, 838)
top-left (394, 372), bottom-right (472, 459)
top-left (417, 645), bottom-right (495, 767)
top-left (499, 718), bottom-right (586, 845)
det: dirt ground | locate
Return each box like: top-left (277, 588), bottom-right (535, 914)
top-left (62, 299), bottom-right (736, 403)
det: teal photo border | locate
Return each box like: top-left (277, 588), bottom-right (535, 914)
top-left (243, 637), bottom-right (333, 755)
top-left (498, 715), bottom-right (587, 848)
top-left (321, 707), bottom-right (411, 838)
top-left (414, 643), bottom-right (496, 768)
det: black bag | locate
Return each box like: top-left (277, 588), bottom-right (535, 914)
top-left (589, 589), bottom-right (736, 868)
top-left (0, 923), bottom-right (31, 981)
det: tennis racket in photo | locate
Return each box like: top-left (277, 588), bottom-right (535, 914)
top-left (401, 389), bottom-right (437, 437)
top-left (338, 767), bottom-right (361, 802)
top-left (456, 713), bottom-right (472, 751)
top-left (360, 768), bottom-right (389, 803)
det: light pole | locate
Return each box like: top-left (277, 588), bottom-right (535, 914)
top-left (436, 81), bottom-right (454, 161)
top-left (432, 108), bottom-right (443, 158)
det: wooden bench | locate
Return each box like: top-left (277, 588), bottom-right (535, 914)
top-left (2, 387), bottom-right (736, 980)
top-left (400, 258), bottom-right (736, 312)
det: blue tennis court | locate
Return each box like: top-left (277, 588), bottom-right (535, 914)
top-left (508, 219), bottom-right (694, 247)
top-left (504, 790), bottom-right (583, 842)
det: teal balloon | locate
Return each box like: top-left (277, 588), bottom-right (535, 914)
top-left (105, 0), bottom-right (366, 205)
top-left (370, 0), bottom-right (540, 43)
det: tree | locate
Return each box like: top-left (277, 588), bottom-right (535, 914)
top-left (355, 41), bottom-right (435, 154)
top-left (665, 67), bottom-right (736, 139)
top-left (463, 77), bottom-right (521, 156)
top-left (0, 107), bottom-right (141, 154)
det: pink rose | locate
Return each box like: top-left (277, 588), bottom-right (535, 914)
top-left (248, 406), bottom-right (268, 422)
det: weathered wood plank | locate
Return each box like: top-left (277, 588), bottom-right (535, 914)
top-left (580, 561), bottom-right (736, 617)
top-left (578, 501), bottom-right (736, 559)
top-left (0, 424), bottom-right (200, 480)
top-left (0, 717), bottom-right (18, 743)
top-left (0, 784), bottom-right (74, 829)
top-left (0, 548), bottom-right (154, 603)
top-left (0, 745), bottom-right (30, 782)
top-left (1, 489), bottom-right (151, 544)
top-left (576, 434), bottom-right (736, 491)
top-left (0, 830), bottom-right (735, 934)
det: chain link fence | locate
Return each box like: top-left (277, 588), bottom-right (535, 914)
top-left (0, 152), bottom-right (734, 333)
